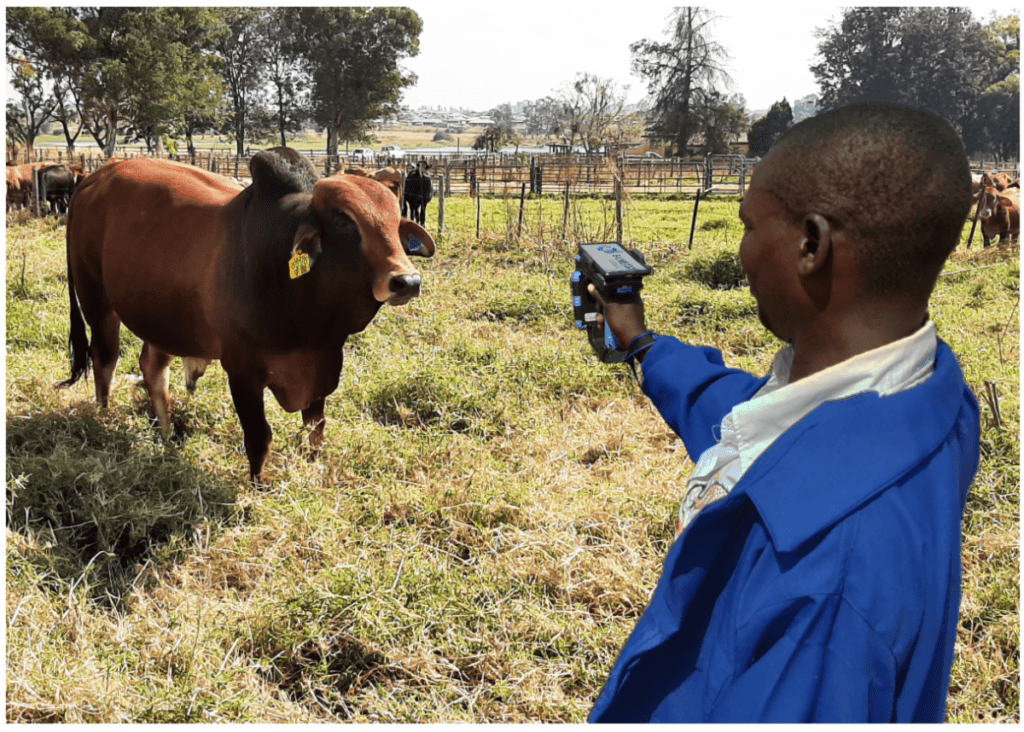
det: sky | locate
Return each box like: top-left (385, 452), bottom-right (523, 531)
top-left (398, 2), bottom-right (1015, 114)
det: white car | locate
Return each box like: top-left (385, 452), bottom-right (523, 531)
top-left (380, 144), bottom-right (405, 160)
top-left (350, 148), bottom-right (376, 162)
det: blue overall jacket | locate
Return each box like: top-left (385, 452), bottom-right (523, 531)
top-left (590, 336), bottom-right (980, 723)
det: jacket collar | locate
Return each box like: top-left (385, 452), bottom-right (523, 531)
top-left (738, 341), bottom-right (977, 554)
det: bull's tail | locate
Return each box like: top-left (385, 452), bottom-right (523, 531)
top-left (58, 195), bottom-right (91, 388)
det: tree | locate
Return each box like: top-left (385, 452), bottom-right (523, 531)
top-left (6, 57), bottom-right (55, 157)
top-left (215, 8), bottom-right (272, 156)
top-left (160, 8), bottom-right (230, 156)
top-left (7, 7), bottom-right (97, 154)
top-left (523, 96), bottom-right (563, 137)
top-left (7, 8), bottom-right (227, 157)
top-left (290, 7), bottom-right (423, 156)
top-left (630, 8), bottom-right (733, 155)
top-left (556, 72), bottom-right (628, 153)
top-left (267, 9), bottom-right (309, 148)
top-left (478, 103), bottom-right (519, 152)
top-left (473, 125), bottom-right (514, 153)
top-left (962, 15), bottom-right (1020, 159)
top-left (811, 7), bottom-right (993, 132)
top-left (747, 98), bottom-right (793, 157)
top-left (696, 91), bottom-right (748, 155)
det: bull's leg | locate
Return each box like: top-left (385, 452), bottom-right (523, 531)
top-left (183, 357), bottom-right (212, 393)
top-left (89, 310), bottom-right (122, 407)
top-left (139, 342), bottom-right (175, 437)
top-left (228, 374), bottom-right (272, 484)
top-left (302, 397), bottom-right (327, 449)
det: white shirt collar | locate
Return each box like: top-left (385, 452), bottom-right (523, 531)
top-left (725, 320), bottom-right (939, 474)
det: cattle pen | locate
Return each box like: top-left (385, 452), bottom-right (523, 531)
top-left (14, 146), bottom-right (1019, 200)
top-left (17, 148), bottom-right (762, 197)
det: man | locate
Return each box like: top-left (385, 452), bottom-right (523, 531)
top-left (588, 104), bottom-right (980, 723)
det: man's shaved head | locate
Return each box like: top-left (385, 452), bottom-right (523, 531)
top-left (760, 104), bottom-right (973, 297)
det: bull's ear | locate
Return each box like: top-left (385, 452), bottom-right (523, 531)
top-left (291, 221), bottom-right (323, 269)
top-left (399, 219), bottom-right (436, 257)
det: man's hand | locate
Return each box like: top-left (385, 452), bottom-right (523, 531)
top-left (588, 283), bottom-right (648, 348)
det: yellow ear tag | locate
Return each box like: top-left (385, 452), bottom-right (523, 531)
top-left (288, 252), bottom-right (311, 279)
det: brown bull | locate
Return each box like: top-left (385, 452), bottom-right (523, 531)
top-left (978, 186), bottom-right (1020, 248)
top-left (61, 147), bottom-right (436, 482)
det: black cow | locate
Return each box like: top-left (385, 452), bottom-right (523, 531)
top-left (61, 147), bottom-right (437, 483)
top-left (402, 161), bottom-right (433, 226)
top-left (37, 163), bottom-right (81, 216)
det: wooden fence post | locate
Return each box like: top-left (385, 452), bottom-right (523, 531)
top-left (437, 171), bottom-right (446, 245)
top-left (563, 182), bottom-right (570, 240)
top-left (476, 191), bottom-right (481, 240)
top-left (615, 159), bottom-right (624, 245)
top-left (517, 182), bottom-right (526, 241)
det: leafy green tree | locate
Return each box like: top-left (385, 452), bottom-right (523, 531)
top-left (7, 7), bottom-right (227, 157)
top-left (159, 8), bottom-right (229, 156)
top-left (290, 7), bottom-right (423, 156)
top-left (962, 15), bottom-right (1020, 158)
top-left (268, 9), bottom-right (309, 148)
top-left (6, 57), bottom-right (55, 157)
top-left (811, 7), bottom-right (992, 131)
top-left (630, 8), bottom-right (733, 155)
top-left (7, 7), bottom-right (97, 153)
top-left (696, 91), bottom-right (748, 155)
top-left (747, 98), bottom-right (793, 157)
top-left (214, 8), bottom-right (272, 156)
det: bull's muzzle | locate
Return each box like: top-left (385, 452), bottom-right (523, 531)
top-left (388, 272), bottom-right (422, 305)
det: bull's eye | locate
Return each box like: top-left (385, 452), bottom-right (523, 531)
top-left (333, 210), bottom-right (355, 227)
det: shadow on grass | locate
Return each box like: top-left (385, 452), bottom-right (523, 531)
top-left (258, 632), bottom-right (390, 720)
top-left (6, 410), bottom-right (237, 609)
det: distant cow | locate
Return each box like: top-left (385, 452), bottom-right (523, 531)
top-left (340, 165), bottom-right (404, 200)
top-left (6, 166), bottom-right (23, 210)
top-left (403, 161), bottom-right (433, 226)
top-left (982, 172), bottom-right (1014, 191)
top-left (61, 147), bottom-right (436, 483)
top-left (978, 186), bottom-right (1020, 248)
top-left (9, 162), bottom-right (49, 212)
top-left (37, 163), bottom-right (82, 216)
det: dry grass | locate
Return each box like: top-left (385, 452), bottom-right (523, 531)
top-left (6, 196), bottom-right (1019, 722)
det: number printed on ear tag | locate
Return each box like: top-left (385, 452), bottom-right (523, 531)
top-left (289, 253), bottom-right (310, 279)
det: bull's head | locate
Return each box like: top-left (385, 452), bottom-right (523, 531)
top-left (296, 175), bottom-right (436, 306)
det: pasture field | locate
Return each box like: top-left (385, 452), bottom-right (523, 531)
top-left (6, 194), bottom-right (1019, 722)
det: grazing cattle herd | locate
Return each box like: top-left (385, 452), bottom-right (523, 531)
top-left (2, 148), bottom-right (1017, 480)
top-left (56, 147), bottom-right (435, 482)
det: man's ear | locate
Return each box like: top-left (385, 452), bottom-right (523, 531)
top-left (798, 213), bottom-right (832, 277)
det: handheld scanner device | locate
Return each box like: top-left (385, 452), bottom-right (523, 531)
top-left (570, 243), bottom-right (653, 363)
